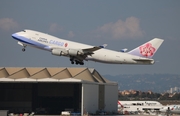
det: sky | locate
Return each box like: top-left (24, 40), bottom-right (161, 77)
top-left (0, 0), bottom-right (180, 75)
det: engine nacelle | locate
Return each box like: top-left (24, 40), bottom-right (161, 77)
top-left (51, 49), bottom-right (68, 56)
top-left (52, 48), bottom-right (84, 56)
top-left (68, 49), bottom-right (84, 56)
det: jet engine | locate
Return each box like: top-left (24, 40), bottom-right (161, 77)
top-left (68, 49), bottom-right (84, 56)
top-left (51, 49), bottom-right (68, 56)
top-left (51, 48), bottom-right (84, 56)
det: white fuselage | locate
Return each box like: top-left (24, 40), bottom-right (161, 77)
top-left (12, 30), bottom-right (157, 65)
top-left (118, 101), bottom-right (163, 112)
top-left (118, 101), bottom-right (180, 114)
top-left (160, 105), bottom-right (180, 114)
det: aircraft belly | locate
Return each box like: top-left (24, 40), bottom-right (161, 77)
top-left (90, 53), bottom-right (128, 64)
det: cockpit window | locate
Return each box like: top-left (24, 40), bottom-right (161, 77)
top-left (22, 30), bottom-right (26, 32)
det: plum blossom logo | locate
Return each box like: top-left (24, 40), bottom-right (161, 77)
top-left (65, 43), bottom-right (68, 47)
top-left (139, 43), bottom-right (156, 57)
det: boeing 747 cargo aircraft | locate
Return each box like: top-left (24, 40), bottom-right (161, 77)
top-left (12, 30), bottom-right (164, 65)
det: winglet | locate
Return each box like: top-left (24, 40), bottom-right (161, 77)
top-left (128, 38), bottom-right (164, 58)
top-left (99, 44), bottom-right (107, 48)
top-left (120, 48), bottom-right (128, 52)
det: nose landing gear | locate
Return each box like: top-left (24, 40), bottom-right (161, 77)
top-left (22, 48), bottom-right (26, 52)
top-left (21, 45), bottom-right (27, 52)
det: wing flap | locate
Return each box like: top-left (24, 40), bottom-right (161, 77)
top-left (82, 46), bottom-right (102, 55)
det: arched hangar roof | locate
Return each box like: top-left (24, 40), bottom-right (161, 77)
top-left (0, 67), bottom-right (115, 84)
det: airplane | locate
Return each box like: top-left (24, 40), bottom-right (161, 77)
top-left (12, 29), bottom-right (164, 65)
top-left (160, 105), bottom-right (180, 114)
top-left (118, 100), bottom-right (163, 112)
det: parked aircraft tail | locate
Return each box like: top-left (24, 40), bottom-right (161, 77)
top-left (128, 38), bottom-right (164, 58)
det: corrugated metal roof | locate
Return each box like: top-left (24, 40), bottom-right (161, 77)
top-left (0, 67), bottom-right (115, 84)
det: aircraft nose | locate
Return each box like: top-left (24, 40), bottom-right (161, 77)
top-left (12, 33), bottom-right (18, 39)
top-left (12, 32), bottom-right (23, 41)
top-left (159, 107), bottom-right (167, 112)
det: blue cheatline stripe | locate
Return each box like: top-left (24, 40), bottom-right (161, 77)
top-left (12, 33), bottom-right (48, 48)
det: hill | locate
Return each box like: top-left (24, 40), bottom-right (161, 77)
top-left (103, 74), bottom-right (180, 93)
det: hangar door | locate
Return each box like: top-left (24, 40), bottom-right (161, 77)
top-left (0, 83), bottom-right (81, 115)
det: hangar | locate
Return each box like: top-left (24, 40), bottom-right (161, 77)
top-left (0, 67), bottom-right (118, 115)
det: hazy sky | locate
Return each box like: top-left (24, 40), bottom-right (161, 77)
top-left (0, 0), bottom-right (180, 75)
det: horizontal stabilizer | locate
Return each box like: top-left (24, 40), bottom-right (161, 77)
top-left (133, 58), bottom-right (155, 64)
top-left (133, 58), bottom-right (154, 61)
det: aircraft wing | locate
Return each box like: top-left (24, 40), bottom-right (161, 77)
top-left (51, 45), bottom-right (103, 56)
top-left (51, 45), bottom-right (103, 64)
top-left (73, 46), bottom-right (103, 63)
top-left (82, 46), bottom-right (102, 55)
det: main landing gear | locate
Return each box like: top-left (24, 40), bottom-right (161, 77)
top-left (70, 58), bottom-right (84, 65)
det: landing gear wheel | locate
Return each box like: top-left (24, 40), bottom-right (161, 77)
top-left (71, 61), bottom-right (74, 64)
top-left (75, 60), bottom-right (79, 65)
top-left (22, 48), bottom-right (25, 52)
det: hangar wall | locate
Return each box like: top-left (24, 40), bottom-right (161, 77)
top-left (82, 83), bottom-right (98, 114)
top-left (82, 83), bottom-right (118, 114)
top-left (104, 84), bottom-right (118, 112)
